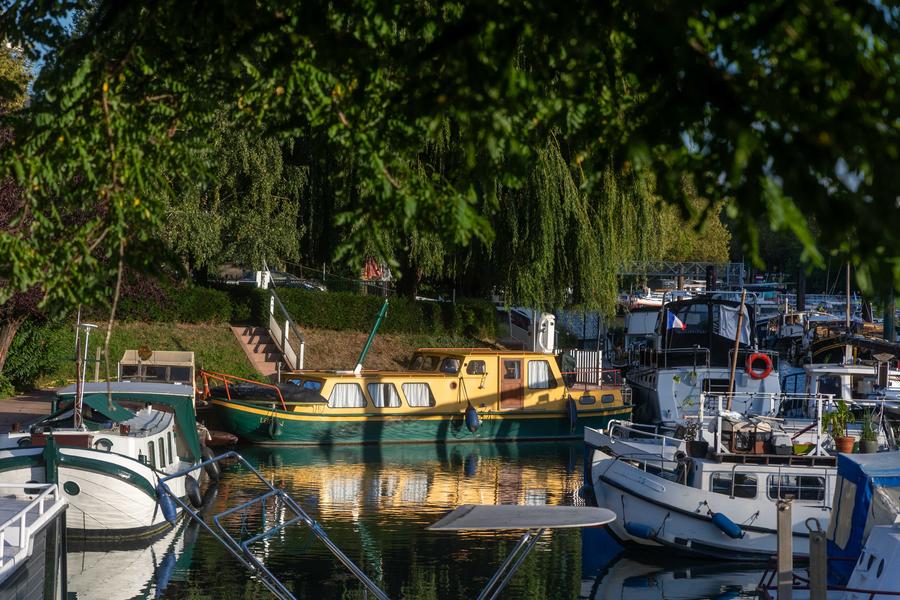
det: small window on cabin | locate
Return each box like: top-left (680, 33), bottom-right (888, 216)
top-left (159, 437), bottom-right (167, 466)
top-left (402, 383), bottom-right (436, 408)
top-left (121, 365), bottom-right (139, 379)
top-left (527, 360), bottom-right (556, 389)
top-left (503, 360), bottom-right (521, 380)
top-left (710, 472), bottom-right (757, 499)
top-left (579, 395), bottom-right (596, 405)
top-left (328, 383), bottom-right (367, 408)
top-left (144, 366), bottom-right (167, 381)
top-left (601, 394), bottom-right (616, 404)
top-left (148, 441), bottom-right (156, 470)
top-left (168, 432), bottom-right (175, 464)
top-left (440, 358), bottom-right (461, 374)
top-left (767, 475), bottom-right (825, 501)
top-left (368, 383), bottom-right (402, 408)
top-left (169, 367), bottom-right (191, 383)
top-left (466, 360), bottom-right (487, 375)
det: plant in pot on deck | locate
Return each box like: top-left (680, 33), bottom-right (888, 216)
top-left (824, 400), bottom-right (855, 454)
top-left (859, 410), bottom-right (880, 454)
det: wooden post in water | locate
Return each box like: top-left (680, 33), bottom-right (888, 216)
top-left (777, 500), bottom-right (793, 600)
top-left (726, 289), bottom-right (747, 410)
top-left (808, 523), bottom-right (827, 600)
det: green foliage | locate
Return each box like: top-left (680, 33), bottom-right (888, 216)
top-left (161, 116), bottom-right (307, 274)
top-left (824, 399), bottom-right (854, 439)
top-left (0, 44), bottom-right (29, 113)
top-left (110, 286), bottom-right (233, 323)
top-left (275, 290), bottom-right (497, 339)
top-left (2, 321), bottom-right (258, 391)
top-left (1, 320), bottom-right (73, 391)
top-left (2, 0), bottom-right (899, 318)
top-left (861, 410), bottom-right (878, 442)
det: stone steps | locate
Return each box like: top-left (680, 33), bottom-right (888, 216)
top-left (231, 326), bottom-right (283, 379)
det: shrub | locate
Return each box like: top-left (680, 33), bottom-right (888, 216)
top-left (271, 289), bottom-right (497, 338)
top-left (2, 320), bottom-right (73, 392)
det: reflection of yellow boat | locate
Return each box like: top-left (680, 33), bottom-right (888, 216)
top-left (225, 444), bottom-right (584, 521)
top-left (207, 349), bottom-right (631, 445)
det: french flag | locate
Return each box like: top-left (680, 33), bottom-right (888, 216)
top-left (666, 310), bottom-right (686, 331)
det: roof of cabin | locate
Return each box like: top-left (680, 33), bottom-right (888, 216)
top-left (57, 381), bottom-right (194, 398)
top-left (413, 348), bottom-right (556, 356)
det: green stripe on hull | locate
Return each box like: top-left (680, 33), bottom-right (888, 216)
top-left (212, 402), bottom-right (630, 445)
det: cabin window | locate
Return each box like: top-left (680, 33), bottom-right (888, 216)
top-left (145, 365), bottom-right (167, 381)
top-left (168, 432), bottom-right (175, 463)
top-left (328, 383), bottom-right (367, 408)
top-left (148, 441), bottom-right (157, 470)
top-left (410, 355), bottom-right (440, 371)
top-left (159, 437), bottom-right (167, 466)
top-left (767, 475), bottom-right (826, 501)
top-left (440, 358), bottom-right (462, 374)
top-left (121, 365), bottom-right (139, 378)
top-left (710, 472), bottom-right (757, 499)
top-left (527, 360), bottom-right (556, 389)
top-left (402, 383), bottom-right (436, 407)
top-left (368, 383), bottom-right (402, 408)
top-left (601, 394), bottom-right (616, 404)
top-left (579, 395), bottom-right (596, 405)
top-left (169, 366), bottom-right (192, 383)
top-left (466, 360), bottom-right (487, 375)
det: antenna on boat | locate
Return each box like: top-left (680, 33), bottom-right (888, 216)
top-left (354, 299), bottom-right (389, 375)
top-left (73, 316), bottom-right (99, 431)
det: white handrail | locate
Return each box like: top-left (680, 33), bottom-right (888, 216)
top-left (0, 483), bottom-right (65, 569)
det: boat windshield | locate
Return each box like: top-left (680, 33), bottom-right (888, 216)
top-left (286, 379), bottom-right (324, 392)
top-left (439, 358), bottom-right (461, 374)
top-left (410, 355), bottom-right (440, 371)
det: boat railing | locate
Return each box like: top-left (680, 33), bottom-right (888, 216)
top-left (632, 346), bottom-right (712, 370)
top-left (158, 451), bottom-right (389, 600)
top-left (699, 392), bottom-right (836, 456)
top-left (201, 370), bottom-right (287, 411)
top-left (0, 483), bottom-right (66, 571)
top-left (607, 419), bottom-right (685, 457)
top-left (561, 367), bottom-right (624, 388)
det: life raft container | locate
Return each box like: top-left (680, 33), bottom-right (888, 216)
top-left (745, 353), bottom-right (773, 380)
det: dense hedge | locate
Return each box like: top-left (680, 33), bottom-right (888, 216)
top-left (272, 289), bottom-right (497, 338)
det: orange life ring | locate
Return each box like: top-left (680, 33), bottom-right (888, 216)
top-left (745, 353), bottom-right (773, 380)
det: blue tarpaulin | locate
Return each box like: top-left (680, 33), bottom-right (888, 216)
top-left (827, 451), bottom-right (900, 583)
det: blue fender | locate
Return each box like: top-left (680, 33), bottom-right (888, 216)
top-left (567, 397), bottom-right (578, 431)
top-left (624, 521), bottom-right (657, 540)
top-left (156, 483), bottom-right (177, 525)
top-left (465, 404), bottom-right (481, 433)
top-left (711, 511), bottom-right (744, 539)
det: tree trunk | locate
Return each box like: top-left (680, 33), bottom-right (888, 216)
top-left (0, 316), bottom-right (26, 374)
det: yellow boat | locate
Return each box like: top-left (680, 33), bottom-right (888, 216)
top-left (205, 348), bottom-right (631, 445)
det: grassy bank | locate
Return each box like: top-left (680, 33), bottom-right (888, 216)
top-left (24, 322), bottom-right (259, 390)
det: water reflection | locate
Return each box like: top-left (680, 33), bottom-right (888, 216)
top-left (67, 442), bottom-right (763, 599)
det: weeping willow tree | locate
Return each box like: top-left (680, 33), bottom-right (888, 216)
top-left (486, 133), bottom-right (665, 316)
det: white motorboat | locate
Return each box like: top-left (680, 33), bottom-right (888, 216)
top-left (585, 418), bottom-right (837, 560)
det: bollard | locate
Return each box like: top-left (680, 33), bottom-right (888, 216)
top-left (777, 500), bottom-right (793, 600)
top-left (807, 518), bottom-right (826, 600)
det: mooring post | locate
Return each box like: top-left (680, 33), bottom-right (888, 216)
top-left (777, 500), bottom-right (793, 600)
top-left (808, 519), bottom-right (826, 600)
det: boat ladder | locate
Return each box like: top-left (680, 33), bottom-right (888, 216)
top-left (156, 451), bottom-right (388, 600)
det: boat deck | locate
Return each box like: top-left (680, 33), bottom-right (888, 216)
top-left (0, 496), bottom-right (46, 564)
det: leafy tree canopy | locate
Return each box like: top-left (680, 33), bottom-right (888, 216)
top-left (1, 0), bottom-right (897, 316)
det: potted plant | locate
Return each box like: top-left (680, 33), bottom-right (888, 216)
top-left (683, 422), bottom-right (709, 458)
top-left (823, 400), bottom-right (855, 453)
top-left (859, 410), bottom-right (880, 453)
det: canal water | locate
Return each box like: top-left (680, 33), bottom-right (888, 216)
top-left (66, 442), bottom-right (764, 599)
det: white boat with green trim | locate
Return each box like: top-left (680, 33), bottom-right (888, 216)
top-left (0, 382), bottom-right (206, 539)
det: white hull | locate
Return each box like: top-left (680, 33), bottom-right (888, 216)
top-left (0, 447), bottom-right (191, 537)
top-left (587, 439), bottom-right (834, 559)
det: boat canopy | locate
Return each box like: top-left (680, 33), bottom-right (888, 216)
top-left (827, 451), bottom-right (900, 582)
top-left (82, 394), bottom-right (136, 422)
top-left (57, 382), bottom-right (202, 461)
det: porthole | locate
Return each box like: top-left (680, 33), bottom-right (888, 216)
top-left (877, 558), bottom-right (884, 578)
top-left (63, 481), bottom-right (80, 496)
top-left (16, 437), bottom-right (31, 448)
top-left (94, 438), bottom-right (113, 452)
top-left (868, 555), bottom-right (875, 570)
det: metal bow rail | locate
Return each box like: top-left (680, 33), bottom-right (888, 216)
top-left (157, 452), bottom-right (617, 600)
top-left (156, 451), bottom-right (389, 600)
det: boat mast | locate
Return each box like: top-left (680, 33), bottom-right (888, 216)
top-left (354, 299), bottom-right (389, 375)
top-left (73, 318), bottom-right (98, 430)
top-left (726, 289), bottom-right (747, 410)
